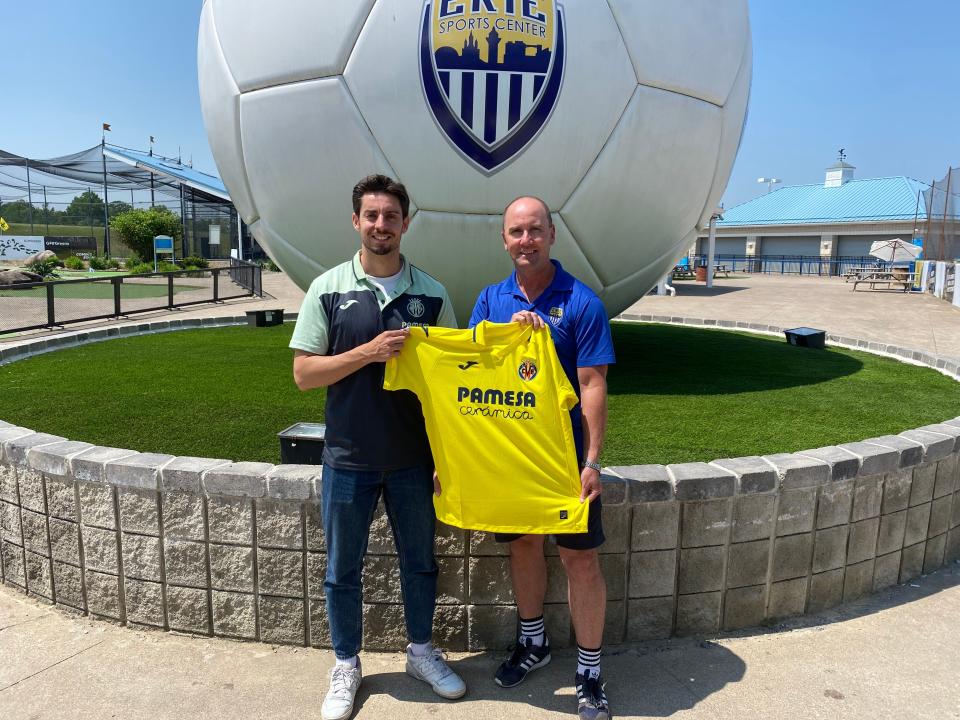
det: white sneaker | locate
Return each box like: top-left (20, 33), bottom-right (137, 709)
top-left (321, 660), bottom-right (362, 720)
top-left (405, 645), bottom-right (467, 699)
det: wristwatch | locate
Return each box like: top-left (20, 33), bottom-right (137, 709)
top-left (581, 459), bottom-right (602, 473)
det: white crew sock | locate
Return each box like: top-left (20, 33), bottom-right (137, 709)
top-left (576, 645), bottom-right (601, 679)
top-left (408, 641), bottom-right (432, 657)
top-left (519, 615), bottom-right (546, 647)
top-left (335, 655), bottom-right (359, 668)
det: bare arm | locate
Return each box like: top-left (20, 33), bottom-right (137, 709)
top-left (292, 328), bottom-right (409, 390)
top-left (577, 364), bottom-right (608, 503)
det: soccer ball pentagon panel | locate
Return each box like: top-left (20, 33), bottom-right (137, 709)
top-left (198, 0), bottom-right (751, 319)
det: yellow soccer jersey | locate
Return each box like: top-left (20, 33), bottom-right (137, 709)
top-left (383, 320), bottom-right (586, 534)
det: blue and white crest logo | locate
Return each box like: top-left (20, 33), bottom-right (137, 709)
top-left (407, 297), bottom-right (426, 318)
top-left (420, 1), bottom-right (566, 174)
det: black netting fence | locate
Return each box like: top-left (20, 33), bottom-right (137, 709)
top-left (922, 167), bottom-right (960, 261)
top-left (0, 144), bottom-right (257, 261)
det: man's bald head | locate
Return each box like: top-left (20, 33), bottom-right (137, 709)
top-left (502, 196), bottom-right (553, 231)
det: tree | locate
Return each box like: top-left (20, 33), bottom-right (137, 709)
top-left (0, 199), bottom-right (36, 224)
top-left (107, 200), bottom-right (133, 219)
top-left (64, 190), bottom-right (105, 227)
top-left (109, 207), bottom-right (183, 260)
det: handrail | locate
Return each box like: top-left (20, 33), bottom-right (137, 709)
top-left (0, 263), bottom-right (262, 335)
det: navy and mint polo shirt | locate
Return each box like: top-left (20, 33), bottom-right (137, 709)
top-left (290, 251), bottom-right (457, 471)
top-left (468, 260), bottom-right (616, 446)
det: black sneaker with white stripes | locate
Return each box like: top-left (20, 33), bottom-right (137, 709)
top-left (576, 671), bottom-right (610, 720)
top-left (494, 637), bottom-right (551, 688)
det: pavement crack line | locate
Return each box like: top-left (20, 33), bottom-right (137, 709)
top-left (0, 615), bottom-right (52, 633)
top-left (0, 639), bottom-right (106, 693)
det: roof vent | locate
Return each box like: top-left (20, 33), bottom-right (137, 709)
top-left (825, 149), bottom-right (855, 187)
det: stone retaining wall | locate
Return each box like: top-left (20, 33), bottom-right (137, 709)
top-left (1, 317), bottom-right (959, 650)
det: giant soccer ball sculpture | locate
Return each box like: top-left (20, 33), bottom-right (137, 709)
top-left (198, 0), bottom-right (751, 318)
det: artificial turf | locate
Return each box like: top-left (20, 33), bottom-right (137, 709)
top-left (1, 323), bottom-right (958, 466)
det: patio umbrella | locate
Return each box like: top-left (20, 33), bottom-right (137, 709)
top-left (869, 238), bottom-right (922, 264)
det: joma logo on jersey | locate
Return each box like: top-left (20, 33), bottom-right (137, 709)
top-left (420, 0), bottom-right (566, 174)
top-left (457, 386), bottom-right (536, 407)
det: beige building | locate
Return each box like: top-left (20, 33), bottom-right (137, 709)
top-left (696, 163), bottom-right (957, 267)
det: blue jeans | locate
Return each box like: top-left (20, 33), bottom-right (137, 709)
top-left (320, 463), bottom-right (438, 659)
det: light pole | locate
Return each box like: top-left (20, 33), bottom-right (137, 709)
top-left (757, 177), bottom-right (781, 194)
top-left (706, 208), bottom-right (723, 289)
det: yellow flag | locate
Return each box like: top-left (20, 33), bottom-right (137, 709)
top-left (0, 217), bottom-right (9, 232)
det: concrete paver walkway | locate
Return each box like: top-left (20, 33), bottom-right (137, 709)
top-left (2, 563), bottom-right (959, 719)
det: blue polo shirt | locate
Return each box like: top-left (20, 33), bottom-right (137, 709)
top-left (468, 260), bottom-right (616, 448)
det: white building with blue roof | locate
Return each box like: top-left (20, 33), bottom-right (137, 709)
top-left (695, 161), bottom-right (948, 262)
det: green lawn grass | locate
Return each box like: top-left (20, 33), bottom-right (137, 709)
top-left (58, 271), bottom-right (128, 278)
top-left (0, 323), bottom-right (957, 466)
top-left (605, 324), bottom-right (959, 464)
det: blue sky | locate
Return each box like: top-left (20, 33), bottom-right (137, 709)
top-left (1, 1), bottom-right (958, 209)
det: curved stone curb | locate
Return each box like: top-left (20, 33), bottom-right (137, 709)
top-left (1, 315), bottom-right (959, 650)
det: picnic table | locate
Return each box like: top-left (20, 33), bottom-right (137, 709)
top-left (673, 264), bottom-right (730, 280)
top-left (843, 266), bottom-right (885, 282)
top-left (851, 270), bottom-right (915, 292)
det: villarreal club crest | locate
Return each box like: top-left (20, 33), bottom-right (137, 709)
top-left (518, 359), bottom-right (539, 382)
top-left (420, 0), bottom-right (566, 173)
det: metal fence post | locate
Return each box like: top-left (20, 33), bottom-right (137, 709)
top-left (168, 274), bottom-right (175, 309)
top-left (113, 277), bottom-right (122, 317)
top-left (213, 269), bottom-right (219, 302)
top-left (46, 283), bottom-right (55, 327)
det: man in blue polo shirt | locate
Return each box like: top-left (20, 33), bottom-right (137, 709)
top-left (468, 195), bottom-right (616, 720)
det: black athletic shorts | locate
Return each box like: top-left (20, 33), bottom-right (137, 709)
top-left (494, 496), bottom-right (605, 550)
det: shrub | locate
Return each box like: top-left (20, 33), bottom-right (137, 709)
top-left (25, 258), bottom-right (61, 279)
top-left (257, 258), bottom-right (281, 272)
top-left (157, 261), bottom-right (181, 273)
top-left (64, 256), bottom-right (86, 270)
top-left (126, 262), bottom-right (154, 275)
top-left (88, 254), bottom-right (116, 270)
top-left (123, 254), bottom-right (143, 270)
top-left (182, 255), bottom-right (208, 269)
top-left (109, 207), bottom-right (183, 260)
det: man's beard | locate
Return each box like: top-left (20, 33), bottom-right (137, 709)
top-left (365, 242), bottom-right (395, 256)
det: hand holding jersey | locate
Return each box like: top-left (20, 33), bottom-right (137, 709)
top-left (507, 308), bottom-right (604, 504)
top-left (384, 321), bottom-right (587, 535)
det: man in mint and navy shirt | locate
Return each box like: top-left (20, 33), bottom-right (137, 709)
top-left (468, 195), bottom-right (616, 720)
top-left (289, 174), bottom-right (464, 720)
